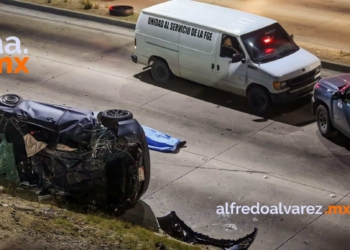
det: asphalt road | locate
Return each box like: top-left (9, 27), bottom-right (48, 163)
top-left (1, 5), bottom-right (350, 250)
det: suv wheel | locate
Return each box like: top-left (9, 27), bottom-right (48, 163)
top-left (0, 94), bottom-right (22, 107)
top-left (316, 105), bottom-right (336, 137)
top-left (151, 59), bottom-right (171, 84)
top-left (247, 86), bottom-right (271, 115)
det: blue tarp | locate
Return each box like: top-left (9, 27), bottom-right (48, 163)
top-left (141, 126), bottom-right (186, 153)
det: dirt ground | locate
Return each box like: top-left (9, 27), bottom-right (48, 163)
top-left (299, 42), bottom-right (350, 66)
top-left (0, 185), bottom-right (201, 250)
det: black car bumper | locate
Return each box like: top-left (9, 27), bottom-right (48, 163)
top-left (131, 54), bottom-right (138, 64)
top-left (271, 78), bottom-right (319, 104)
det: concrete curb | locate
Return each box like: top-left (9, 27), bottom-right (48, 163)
top-left (0, 0), bottom-right (137, 30)
top-left (2, 0), bottom-right (350, 73)
top-left (321, 60), bottom-right (350, 73)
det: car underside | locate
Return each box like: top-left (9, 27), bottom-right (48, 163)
top-left (0, 94), bottom-right (150, 211)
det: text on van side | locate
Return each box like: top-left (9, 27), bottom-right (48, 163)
top-left (148, 17), bottom-right (213, 41)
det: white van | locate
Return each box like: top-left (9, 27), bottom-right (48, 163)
top-left (131, 0), bottom-right (321, 114)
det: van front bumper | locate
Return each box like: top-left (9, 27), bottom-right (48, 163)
top-left (271, 78), bottom-right (319, 104)
top-left (131, 54), bottom-right (138, 64)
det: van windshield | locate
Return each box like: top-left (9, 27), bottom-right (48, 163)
top-left (241, 23), bottom-right (299, 64)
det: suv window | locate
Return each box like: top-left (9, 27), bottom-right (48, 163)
top-left (220, 34), bottom-right (242, 59)
top-left (344, 88), bottom-right (350, 104)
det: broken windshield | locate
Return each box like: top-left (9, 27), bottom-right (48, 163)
top-left (241, 23), bottom-right (299, 64)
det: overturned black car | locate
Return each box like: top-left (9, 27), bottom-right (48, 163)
top-left (0, 94), bottom-right (150, 209)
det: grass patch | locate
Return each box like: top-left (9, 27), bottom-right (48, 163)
top-left (0, 183), bottom-right (201, 250)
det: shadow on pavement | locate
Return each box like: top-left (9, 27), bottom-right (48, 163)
top-left (317, 131), bottom-right (350, 169)
top-left (328, 133), bottom-right (350, 151)
top-left (134, 71), bottom-right (316, 127)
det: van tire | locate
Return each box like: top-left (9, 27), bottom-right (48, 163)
top-left (151, 60), bottom-right (170, 84)
top-left (247, 86), bottom-right (271, 115)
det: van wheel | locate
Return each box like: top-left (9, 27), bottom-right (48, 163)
top-left (247, 86), bottom-right (271, 115)
top-left (316, 105), bottom-right (336, 137)
top-left (151, 60), bottom-right (170, 84)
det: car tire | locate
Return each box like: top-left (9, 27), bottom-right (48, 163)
top-left (151, 59), bottom-right (171, 84)
top-left (247, 86), bottom-right (271, 115)
top-left (99, 109), bottom-right (133, 128)
top-left (0, 94), bottom-right (22, 107)
top-left (316, 105), bottom-right (336, 137)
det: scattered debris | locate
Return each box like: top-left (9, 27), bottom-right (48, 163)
top-left (224, 223), bottom-right (237, 231)
top-left (38, 194), bottom-right (53, 201)
top-left (218, 214), bottom-right (231, 219)
top-left (330, 194), bottom-right (336, 198)
top-left (263, 176), bottom-right (269, 179)
top-left (253, 218), bottom-right (258, 222)
top-left (14, 203), bottom-right (36, 211)
top-left (0, 185), bottom-right (4, 193)
top-left (1, 203), bottom-right (9, 207)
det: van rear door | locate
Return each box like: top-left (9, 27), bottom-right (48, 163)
top-left (178, 22), bottom-right (218, 87)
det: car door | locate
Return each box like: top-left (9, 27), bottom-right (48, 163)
top-left (215, 33), bottom-right (248, 93)
top-left (178, 22), bottom-right (218, 87)
top-left (333, 88), bottom-right (350, 137)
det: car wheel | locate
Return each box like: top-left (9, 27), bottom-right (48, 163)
top-left (247, 86), bottom-right (271, 115)
top-left (316, 105), bottom-right (336, 137)
top-left (0, 94), bottom-right (22, 107)
top-left (151, 59), bottom-right (171, 84)
top-left (100, 109), bottom-right (133, 128)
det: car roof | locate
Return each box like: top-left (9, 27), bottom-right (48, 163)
top-left (141, 0), bottom-right (277, 35)
top-left (15, 100), bottom-right (96, 133)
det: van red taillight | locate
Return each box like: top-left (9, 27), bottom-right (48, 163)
top-left (315, 82), bottom-right (320, 89)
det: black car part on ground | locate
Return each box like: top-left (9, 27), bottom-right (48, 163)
top-left (157, 211), bottom-right (258, 250)
top-left (0, 94), bottom-right (150, 210)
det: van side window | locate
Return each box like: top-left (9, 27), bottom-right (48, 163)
top-left (220, 35), bottom-right (241, 59)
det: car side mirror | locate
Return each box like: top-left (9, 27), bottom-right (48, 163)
top-left (231, 54), bottom-right (242, 63)
top-left (332, 91), bottom-right (341, 99)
